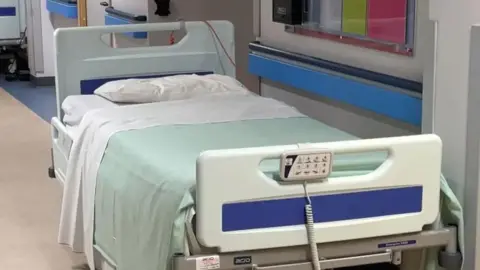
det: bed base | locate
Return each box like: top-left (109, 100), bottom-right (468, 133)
top-left (93, 223), bottom-right (461, 270)
top-left (175, 226), bottom-right (461, 270)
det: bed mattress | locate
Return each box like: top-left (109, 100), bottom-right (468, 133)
top-left (62, 95), bottom-right (118, 126)
top-left (94, 116), bottom-right (386, 270)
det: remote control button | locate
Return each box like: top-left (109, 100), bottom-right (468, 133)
top-left (281, 151), bottom-right (332, 181)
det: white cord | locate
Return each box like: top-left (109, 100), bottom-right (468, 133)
top-left (304, 182), bottom-right (322, 270)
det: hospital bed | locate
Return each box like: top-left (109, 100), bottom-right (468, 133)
top-left (0, 0), bottom-right (26, 44)
top-left (49, 21), bottom-right (463, 270)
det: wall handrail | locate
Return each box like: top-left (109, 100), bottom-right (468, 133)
top-left (249, 42), bottom-right (422, 94)
top-left (105, 7), bottom-right (147, 23)
top-left (103, 7), bottom-right (148, 39)
top-left (57, 0), bottom-right (77, 4)
top-left (248, 41), bottom-right (422, 126)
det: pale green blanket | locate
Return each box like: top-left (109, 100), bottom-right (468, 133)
top-left (94, 117), bottom-right (462, 270)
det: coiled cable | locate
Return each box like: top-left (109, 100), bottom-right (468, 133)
top-left (304, 182), bottom-right (322, 270)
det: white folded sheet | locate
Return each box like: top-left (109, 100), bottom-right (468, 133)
top-left (61, 95), bottom-right (118, 126)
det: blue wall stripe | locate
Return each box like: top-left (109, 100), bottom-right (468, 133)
top-left (222, 186), bottom-right (423, 232)
top-left (249, 42), bottom-right (422, 93)
top-left (80, 71), bottom-right (213, 95)
top-left (46, 0), bottom-right (77, 19)
top-left (249, 54), bottom-right (422, 126)
top-left (104, 15), bottom-right (147, 39)
top-left (0, 7), bottom-right (16, 16)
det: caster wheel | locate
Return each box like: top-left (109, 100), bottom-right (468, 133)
top-left (48, 166), bottom-right (56, 178)
top-left (5, 73), bottom-right (17, 82)
top-left (439, 250), bottom-right (462, 270)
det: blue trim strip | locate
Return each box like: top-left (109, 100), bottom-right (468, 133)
top-left (222, 186), bottom-right (423, 232)
top-left (0, 7), bottom-right (16, 17)
top-left (249, 42), bottom-right (422, 94)
top-left (249, 54), bottom-right (422, 126)
top-left (80, 71), bottom-right (213, 95)
top-left (104, 14), bottom-right (147, 39)
top-left (46, 0), bottom-right (77, 19)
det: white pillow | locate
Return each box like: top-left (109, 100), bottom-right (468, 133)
top-left (93, 74), bottom-right (249, 103)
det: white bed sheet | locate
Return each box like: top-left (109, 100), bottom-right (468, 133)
top-left (61, 95), bottom-right (119, 126)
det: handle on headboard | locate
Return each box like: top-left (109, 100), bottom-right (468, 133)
top-left (75, 21), bottom-right (187, 35)
top-left (105, 6), bottom-right (147, 22)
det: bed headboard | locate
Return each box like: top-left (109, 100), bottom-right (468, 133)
top-left (53, 20), bottom-right (235, 119)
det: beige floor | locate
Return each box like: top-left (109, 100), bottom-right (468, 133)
top-left (0, 89), bottom-right (86, 269)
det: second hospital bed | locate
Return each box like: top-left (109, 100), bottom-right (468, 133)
top-left (50, 21), bottom-right (463, 270)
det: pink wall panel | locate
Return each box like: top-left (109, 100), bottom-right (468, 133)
top-left (367, 0), bottom-right (407, 44)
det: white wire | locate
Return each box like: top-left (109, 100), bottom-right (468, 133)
top-left (304, 182), bottom-right (322, 270)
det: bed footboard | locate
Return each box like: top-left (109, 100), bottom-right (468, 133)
top-left (196, 134), bottom-right (442, 252)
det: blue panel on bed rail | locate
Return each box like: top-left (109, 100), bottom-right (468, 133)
top-left (222, 186), bottom-right (423, 232)
top-left (46, 0), bottom-right (77, 19)
top-left (0, 7), bottom-right (16, 16)
top-left (248, 43), bottom-right (422, 126)
top-left (80, 72), bottom-right (213, 95)
top-left (104, 15), bottom-right (148, 39)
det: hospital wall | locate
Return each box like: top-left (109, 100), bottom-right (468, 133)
top-left (255, 0), bottom-right (430, 138)
top-left (147, 0), bottom-right (258, 93)
top-left (95, 0), bottom-right (151, 48)
top-left (256, 0), bottom-right (429, 82)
